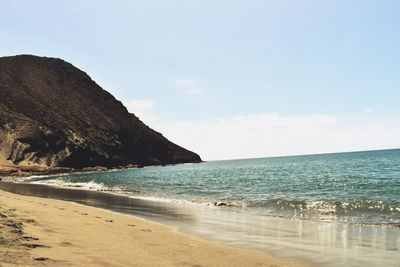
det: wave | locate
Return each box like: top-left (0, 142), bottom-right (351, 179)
top-left (246, 198), bottom-right (400, 215)
top-left (23, 178), bottom-right (400, 213)
top-left (28, 178), bottom-right (122, 192)
top-left (18, 177), bottom-right (400, 226)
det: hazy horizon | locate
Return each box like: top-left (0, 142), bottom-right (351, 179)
top-left (203, 147), bottom-right (400, 162)
top-left (2, 1), bottom-right (400, 160)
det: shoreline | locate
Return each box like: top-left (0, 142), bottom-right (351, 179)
top-left (1, 168), bottom-right (399, 267)
top-left (0, 164), bottom-right (139, 178)
top-left (0, 185), bottom-right (309, 267)
top-left (0, 161), bottom-right (204, 179)
top-left (1, 181), bottom-right (399, 267)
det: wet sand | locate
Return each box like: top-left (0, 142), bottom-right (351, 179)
top-left (0, 184), bottom-right (308, 267)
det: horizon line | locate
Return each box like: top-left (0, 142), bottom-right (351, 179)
top-left (205, 147), bottom-right (400, 163)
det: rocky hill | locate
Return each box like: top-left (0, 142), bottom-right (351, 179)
top-left (0, 55), bottom-right (201, 169)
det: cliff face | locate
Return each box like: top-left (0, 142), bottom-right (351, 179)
top-left (0, 55), bottom-right (201, 168)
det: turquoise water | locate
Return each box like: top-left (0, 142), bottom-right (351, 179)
top-left (17, 149), bottom-right (400, 266)
top-left (26, 149), bottom-right (400, 226)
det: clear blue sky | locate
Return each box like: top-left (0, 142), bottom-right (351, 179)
top-left (2, 0), bottom-right (400, 160)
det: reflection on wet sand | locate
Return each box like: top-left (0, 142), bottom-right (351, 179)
top-left (0, 181), bottom-right (194, 223)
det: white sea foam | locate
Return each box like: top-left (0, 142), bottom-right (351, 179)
top-left (27, 178), bottom-right (224, 210)
top-left (25, 179), bottom-right (206, 207)
top-left (15, 172), bottom-right (76, 183)
top-left (30, 179), bottom-right (122, 192)
top-left (127, 195), bottom-right (221, 209)
top-left (306, 201), bottom-right (337, 214)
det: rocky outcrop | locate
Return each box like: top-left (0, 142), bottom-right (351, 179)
top-left (0, 55), bottom-right (201, 168)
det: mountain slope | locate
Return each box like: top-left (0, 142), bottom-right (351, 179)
top-left (0, 55), bottom-right (201, 168)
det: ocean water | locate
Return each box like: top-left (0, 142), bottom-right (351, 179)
top-left (16, 149), bottom-right (400, 266)
top-left (24, 149), bottom-right (400, 226)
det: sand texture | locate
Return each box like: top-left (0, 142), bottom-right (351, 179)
top-left (0, 189), bottom-right (309, 267)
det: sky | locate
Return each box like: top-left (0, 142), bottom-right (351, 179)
top-left (1, 0), bottom-right (400, 160)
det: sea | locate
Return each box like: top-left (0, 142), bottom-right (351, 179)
top-left (7, 149), bottom-right (400, 266)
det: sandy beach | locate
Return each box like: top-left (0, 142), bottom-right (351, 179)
top-left (0, 188), bottom-right (308, 267)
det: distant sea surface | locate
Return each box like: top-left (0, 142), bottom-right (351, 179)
top-left (14, 149), bottom-right (400, 266)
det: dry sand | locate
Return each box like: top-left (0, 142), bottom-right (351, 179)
top-left (0, 189), bottom-right (309, 267)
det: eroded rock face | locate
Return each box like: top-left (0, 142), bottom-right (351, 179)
top-left (0, 55), bottom-right (201, 168)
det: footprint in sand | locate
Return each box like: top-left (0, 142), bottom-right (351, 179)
top-left (34, 257), bottom-right (56, 262)
top-left (140, 229), bottom-right (152, 232)
top-left (105, 220), bottom-right (113, 223)
top-left (21, 243), bottom-right (49, 249)
top-left (24, 219), bottom-right (36, 224)
top-left (23, 236), bottom-right (39, 241)
top-left (127, 224), bottom-right (136, 227)
top-left (95, 216), bottom-right (102, 219)
top-left (80, 213), bottom-right (88, 216)
top-left (34, 257), bottom-right (49, 261)
top-left (59, 241), bottom-right (73, 247)
top-left (58, 208), bottom-right (65, 210)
